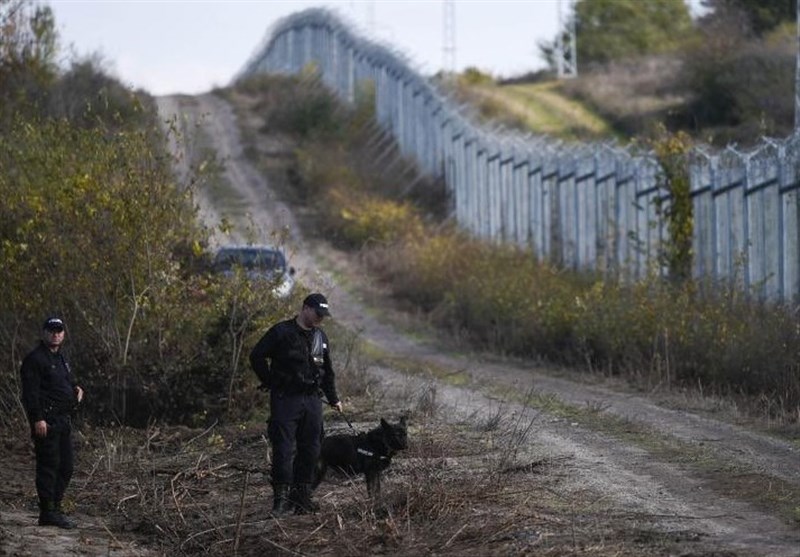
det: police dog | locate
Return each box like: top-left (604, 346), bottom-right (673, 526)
top-left (313, 416), bottom-right (408, 498)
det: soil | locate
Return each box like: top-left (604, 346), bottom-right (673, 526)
top-left (2, 91), bottom-right (799, 556)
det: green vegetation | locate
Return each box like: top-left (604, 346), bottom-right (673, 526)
top-left (539, 0), bottom-right (693, 68)
top-left (704, 0), bottom-right (797, 37)
top-left (230, 71), bottom-right (800, 425)
top-left (445, 77), bottom-right (613, 141)
top-left (651, 126), bottom-right (694, 283)
top-left (0, 0), bottom-right (292, 428)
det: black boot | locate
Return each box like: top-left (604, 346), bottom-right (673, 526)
top-left (291, 484), bottom-right (318, 515)
top-left (271, 484), bottom-right (293, 517)
top-left (54, 500), bottom-right (78, 529)
top-left (38, 500), bottom-right (76, 530)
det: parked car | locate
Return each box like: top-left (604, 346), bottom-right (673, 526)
top-left (213, 245), bottom-right (296, 298)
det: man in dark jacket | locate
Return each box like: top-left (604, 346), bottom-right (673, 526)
top-left (20, 317), bottom-right (84, 529)
top-left (250, 293), bottom-right (342, 516)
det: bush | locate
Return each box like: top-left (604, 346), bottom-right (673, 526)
top-left (323, 189), bottom-right (425, 248)
top-left (679, 22), bottom-right (795, 142)
top-left (0, 113), bottom-right (295, 426)
top-left (49, 57), bottom-right (157, 131)
top-left (560, 55), bottom-right (687, 137)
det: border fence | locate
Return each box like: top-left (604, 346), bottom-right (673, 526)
top-left (236, 8), bottom-right (800, 304)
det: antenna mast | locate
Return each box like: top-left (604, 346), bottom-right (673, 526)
top-left (556, 0), bottom-right (577, 78)
top-left (443, 0), bottom-right (456, 75)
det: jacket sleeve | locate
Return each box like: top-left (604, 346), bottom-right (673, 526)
top-left (249, 325), bottom-right (280, 387)
top-left (319, 331), bottom-right (339, 405)
top-left (19, 353), bottom-right (43, 423)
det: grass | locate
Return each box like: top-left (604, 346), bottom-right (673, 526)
top-left (20, 386), bottom-right (724, 556)
top-left (440, 75), bottom-right (616, 141)
top-left (487, 81), bottom-right (614, 140)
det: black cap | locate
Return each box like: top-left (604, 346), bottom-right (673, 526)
top-left (303, 293), bottom-right (331, 317)
top-left (43, 317), bottom-right (65, 332)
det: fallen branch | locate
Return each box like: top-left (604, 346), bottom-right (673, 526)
top-left (180, 520), bottom-right (304, 556)
top-left (183, 420), bottom-right (219, 449)
top-left (233, 471), bottom-right (249, 554)
top-left (171, 471), bottom-right (187, 525)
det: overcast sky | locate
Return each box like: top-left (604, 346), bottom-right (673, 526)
top-left (48, 1), bottom-right (703, 97)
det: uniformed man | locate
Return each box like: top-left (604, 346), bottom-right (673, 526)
top-left (250, 293), bottom-right (342, 516)
top-left (20, 317), bottom-right (84, 529)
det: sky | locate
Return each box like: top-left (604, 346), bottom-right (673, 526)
top-left (47, 0), bottom-right (703, 97)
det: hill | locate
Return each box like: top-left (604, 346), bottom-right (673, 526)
top-left (450, 44), bottom-right (794, 148)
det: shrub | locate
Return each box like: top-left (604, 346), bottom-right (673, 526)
top-left (0, 113), bottom-right (292, 426)
top-left (458, 67), bottom-right (494, 86)
top-left (560, 55), bottom-right (686, 137)
top-left (679, 21), bottom-right (795, 143)
top-left (651, 126), bottom-right (694, 283)
top-left (324, 189), bottom-right (424, 248)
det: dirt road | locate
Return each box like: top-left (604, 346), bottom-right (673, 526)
top-left (152, 93), bottom-right (800, 556)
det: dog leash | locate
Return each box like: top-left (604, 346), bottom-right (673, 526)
top-left (338, 410), bottom-right (356, 432)
top-left (322, 396), bottom-right (356, 432)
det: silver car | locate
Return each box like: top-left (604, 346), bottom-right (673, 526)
top-left (213, 245), bottom-right (296, 298)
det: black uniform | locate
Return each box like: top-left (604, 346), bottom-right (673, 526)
top-left (20, 341), bottom-right (79, 507)
top-left (250, 317), bottom-right (339, 486)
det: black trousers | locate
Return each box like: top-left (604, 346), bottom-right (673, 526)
top-left (268, 392), bottom-right (323, 485)
top-left (33, 415), bottom-right (74, 504)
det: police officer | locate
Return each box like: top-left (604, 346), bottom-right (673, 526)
top-left (20, 317), bottom-right (84, 529)
top-left (250, 293), bottom-right (342, 516)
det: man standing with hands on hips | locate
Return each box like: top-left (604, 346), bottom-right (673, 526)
top-left (250, 293), bottom-right (342, 516)
top-left (20, 316), bottom-right (84, 529)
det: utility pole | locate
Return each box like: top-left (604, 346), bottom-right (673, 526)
top-left (365, 0), bottom-right (375, 35)
top-left (796, 0), bottom-right (800, 130)
top-left (443, 0), bottom-right (456, 75)
top-left (556, 0), bottom-right (577, 79)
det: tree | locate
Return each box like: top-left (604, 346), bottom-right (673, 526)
top-left (0, 0), bottom-right (58, 122)
top-left (700, 0), bottom-right (797, 37)
top-left (540, 0), bottom-right (694, 68)
top-left (678, 2), bottom-right (795, 140)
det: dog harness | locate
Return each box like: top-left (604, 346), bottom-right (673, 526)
top-left (357, 447), bottom-right (390, 461)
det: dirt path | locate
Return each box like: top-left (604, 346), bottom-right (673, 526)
top-left (151, 92), bottom-right (800, 556)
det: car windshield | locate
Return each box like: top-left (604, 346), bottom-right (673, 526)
top-left (215, 248), bottom-right (286, 272)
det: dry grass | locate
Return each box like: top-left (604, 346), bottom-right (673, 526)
top-left (0, 372), bottom-right (720, 556)
top-left (560, 55), bottom-right (687, 137)
top-left (14, 397), bottom-right (705, 557)
top-left (483, 81), bottom-right (613, 141)
top-left (1, 368), bottom-right (790, 556)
